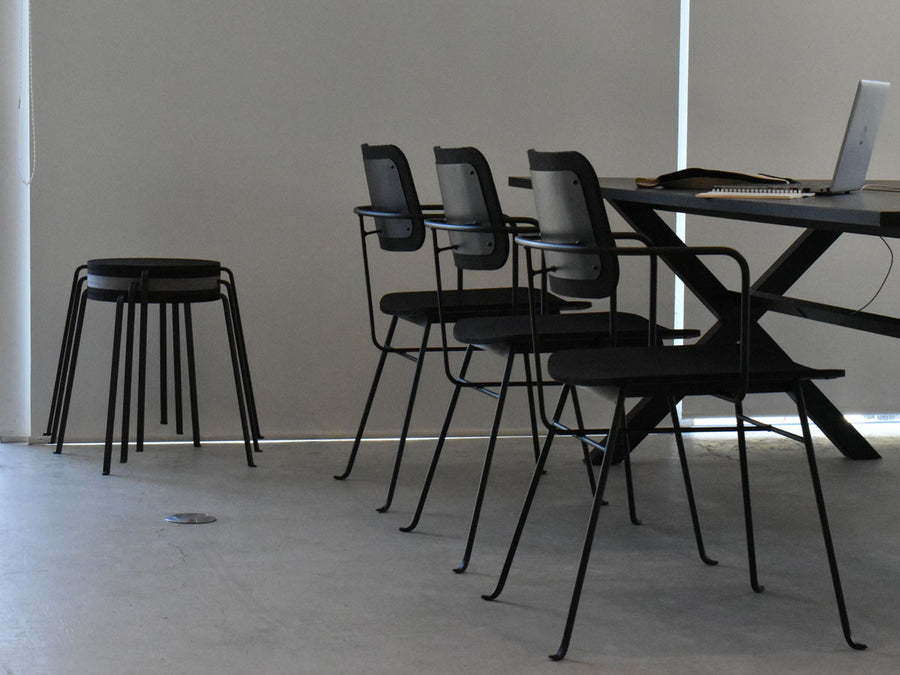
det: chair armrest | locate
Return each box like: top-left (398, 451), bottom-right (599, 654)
top-left (611, 231), bottom-right (653, 246)
top-left (354, 205), bottom-right (422, 219)
top-left (425, 216), bottom-right (534, 235)
top-left (423, 217), bottom-right (492, 234)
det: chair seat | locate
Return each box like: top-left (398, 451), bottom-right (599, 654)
top-left (379, 287), bottom-right (585, 325)
top-left (86, 258), bottom-right (223, 303)
top-left (548, 344), bottom-right (845, 397)
top-left (453, 312), bottom-right (699, 353)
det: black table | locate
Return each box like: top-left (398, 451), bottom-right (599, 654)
top-left (511, 176), bottom-right (900, 460)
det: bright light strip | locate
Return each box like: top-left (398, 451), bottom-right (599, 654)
top-left (40, 434), bottom-right (535, 448)
top-left (686, 414), bottom-right (900, 438)
top-left (674, 0), bottom-right (690, 342)
top-left (37, 417), bottom-right (900, 448)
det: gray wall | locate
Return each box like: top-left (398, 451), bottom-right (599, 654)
top-left (686, 1), bottom-right (900, 417)
top-left (29, 1), bottom-right (680, 441)
top-left (28, 1), bottom-right (900, 442)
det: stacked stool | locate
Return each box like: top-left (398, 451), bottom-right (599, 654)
top-left (45, 258), bottom-right (262, 474)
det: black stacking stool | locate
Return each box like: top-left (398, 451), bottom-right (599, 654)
top-left (46, 258), bottom-right (261, 475)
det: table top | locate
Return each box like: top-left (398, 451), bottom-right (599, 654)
top-left (509, 176), bottom-right (900, 235)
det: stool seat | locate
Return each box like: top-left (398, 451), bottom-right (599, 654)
top-left (86, 258), bottom-right (223, 303)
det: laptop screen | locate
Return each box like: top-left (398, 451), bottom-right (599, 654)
top-left (830, 79), bottom-right (890, 193)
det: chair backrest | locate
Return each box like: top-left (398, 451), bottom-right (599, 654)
top-left (361, 143), bottom-right (426, 252)
top-left (433, 146), bottom-right (510, 271)
top-left (527, 149), bottom-right (619, 299)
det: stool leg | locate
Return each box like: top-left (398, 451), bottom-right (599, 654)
top-left (159, 302), bottom-right (168, 425)
top-left (221, 295), bottom-right (255, 466)
top-left (119, 284), bottom-right (137, 464)
top-left (221, 271), bottom-right (262, 441)
top-left (183, 304), bottom-right (201, 447)
top-left (49, 275), bottom-right (88, 443)
top-left (172, 303), bottom-right (184, 435)
top-left (55, 290), bottom-right (88, 454)
top-left (45, 265), bottom-right (87, 438)
top-left (104, 296), bottom-right (126, 475)
top-left (136, 273), bottom-right (149, 453)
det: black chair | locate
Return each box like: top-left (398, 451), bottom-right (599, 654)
top-left (334, 144), bottom-right (577, 512)
top-left (481, 149), bottom-right (864, 660)
top-left (47, 258), bottom-right (261, 475)
top-left (399, 146), bottom-right (699, 574)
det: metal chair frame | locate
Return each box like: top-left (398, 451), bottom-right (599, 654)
top-left (397, 216), bottom-right (567, 573)
top-left (400, 217), bottom-right (699, 573)
top-left (479, 148), bottom-right (864, 660)
top-left (333, 202), bottom-right (468, 514)
top-left (483, 231), bottom-right (864, 660)
top-left (335, 144), bottom-right (576, 515)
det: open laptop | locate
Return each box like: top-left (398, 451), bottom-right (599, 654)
top-left (706, 79), bottom-right (890, 197)
top-left (807, 79), bottom-right (891, 193)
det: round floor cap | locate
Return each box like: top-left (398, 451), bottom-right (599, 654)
top-left (165, 513), bottom-right (217, 524)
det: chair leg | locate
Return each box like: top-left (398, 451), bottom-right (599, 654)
top-left (570, 388), bottom-right (597, 494)
top-left (221, 296), bottom-right (255, 467)
top-left (376, 321), bottom-right (432, 514)
top-left (619, 418), bottom-right (641, 526)
top-left (54, 290), bottom-right (88, 454)
top-left (159, 302), bottom-right (168, 425)
top-left (735, 401), bottom-right (764, 592)
top-left (103, 296), bottom-right (126, 476)
top-left (550, 388), bottom-right (623, 662)
top-left (454, 349), bottom-right (516, 574)
top-left (400, 345), bottom-right (475, 534)
top-left (670, 396), bottom-right (717, 565)
top-left (334, 316), bottom-right (400, 481)
top-left (482, 385), bottom-right (571, 603)
top-left (183, 304), bottom-right (202, 447)
top-left (521, 355), bottom-right (542, 463)
top-left (119, 285), bottom-right (137, 465)
top-left (795, 384), bottom-right (866, 650)
top-left (45, 266), bottom-right (86, 439)
top-left (172, 303), bottom-right (184, 435)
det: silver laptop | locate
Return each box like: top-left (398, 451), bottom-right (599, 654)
top-left (804, 79), bottom-right (890, 194)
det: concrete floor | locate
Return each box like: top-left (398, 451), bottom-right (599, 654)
top-left (2, 430), bottom-right (900, 674)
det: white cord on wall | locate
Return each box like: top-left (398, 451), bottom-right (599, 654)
top-left (19, 0), bottom-right (34, 185)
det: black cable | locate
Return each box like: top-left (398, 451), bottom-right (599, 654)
top-left (852, 236), bottom-right (893, 313)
